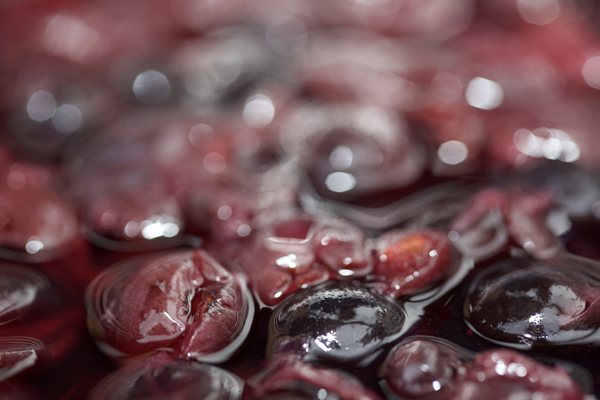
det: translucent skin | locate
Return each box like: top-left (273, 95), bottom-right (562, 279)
top-left (240, 216), bottom-right (371, 306)
top-left (373, 229), bottom-right (455, 298)
top-left (384, 340), bottom-right (463, 398)
top-left (269, 282), bottom-right (404, 361)
top-left (99, 250), bottom-right (248, 358)
top-left (253, 355), bottom-right (382, 400)
top-left (451, 188), bottom-right (561, 260)
top-left (465, 255), bottom-right (600, 346)
top-left (441, 350), bottom-right (584, 400)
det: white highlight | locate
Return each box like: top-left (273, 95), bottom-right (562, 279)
top-left (465, 77), bottom-right (504, 110)
top-left (438, 140), bottom-right (469, 165)
top-left (325, 172), bottom-right (357, 193)
top-left (27, 91), bottom-right (57, 122)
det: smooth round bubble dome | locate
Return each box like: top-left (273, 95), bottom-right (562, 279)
top-left (88, 352), bottom-right (242, 400)
top-left (269, 281), bottom-right (405, 361)
top-left (465, 254), bottom-right (600, 347)
top-left (383, 338), bottom-right (466, 398)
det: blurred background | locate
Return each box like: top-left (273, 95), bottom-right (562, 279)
top-left (2, 0), bottom-right (600, 171)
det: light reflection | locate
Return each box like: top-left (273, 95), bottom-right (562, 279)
top-left (355, 106), bottom-right (395, 144)
top-left (494, 361), bottom-right (507, 375)
top-left (317, 388), bottom-right (328, 400)
top-left (140, 215), bottom-right (180, 240)
top-left (52, 104), bottom-right (83, 134)
top-left (203, 153), bottom-right (227, 174)
top-left (124, 221), bottom-right (141, 238)
top-left (188, 124), bottom-right (215, 148)
top-left (42, 14), bottom-right (102, 62)
top-left (516, 0), bottom-right (561, 25)
top-left (560, 141), bottom-right (580, 162)
top-left (217, 205), bottom-right (233, 220)
top-left (26, 91), bottom-right (57, 122)
top-left (237, 224), bottom-right (251, 237)
top-left (243, 94), bottom-right (275, 129)
top-left (265, 16), bottom-right (307, 56)
top-left (448, 231), bottom-right (459, 241)
top-left (100, 211), bottom-right (118, 229)
top-left (25, 238), bottom-right (44, 254)
top-left (329, 146), bottom-right (354, 170)
top-left (582, 56), bottom-right (600, 90)
top-left (276, 254), bottom-right (300, 269)
top-left (542, 137), bottom-right (562, 160)
top-left (325, 172), bottom-right (357, 193)
top-left (437, 140), bottom-right (469, 165)
top-left (465, 77), bottom-right (504, 110)
top-left (477, 371), bottom-right (486, 382)
top-left (132, 70), bottom-right (172, 106)
top-left (0, 338), bottom-right (43, 381)
top-left (513, 128), bottom-right (580, 163)
top-left (528, 313), bottom-right (543, 324)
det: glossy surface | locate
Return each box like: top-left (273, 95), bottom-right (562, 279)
top-left (251, 355), bottom-right (381, 400)
top-left (86, 250), bottom-right (252, 360)
top-left (373, 229), bottom-right (456, 298)
top-left (383, 338), bottom-right (465, 398)
top-left (442, 349), bottom-right (584, 400)
top-left (240, 215), bottom-right (371, 306)
top-left (465, 254), bottom-right (600, 347)
top-left (269, 281), bottom-right (405, 361)
top-left (2, 0), bottom-right (600, 397)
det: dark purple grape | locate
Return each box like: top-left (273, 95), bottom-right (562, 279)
top-left (465, 254), bottom-right (600, 347)
top-left (269, 281), bottom-right (405, 361)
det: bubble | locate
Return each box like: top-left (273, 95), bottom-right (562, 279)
top-left (465, 255), bottom-right (600, 347)
top-left (132, 70), bottom-right (172, 106)
top-left (26, 91), bottom-right (57, 122)
top-left (51, 104), bottom-right (83, 134)
top-left (269, 282), bottom-right (404, 361)
top-left (243, 94), bottom-right (275, 128)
